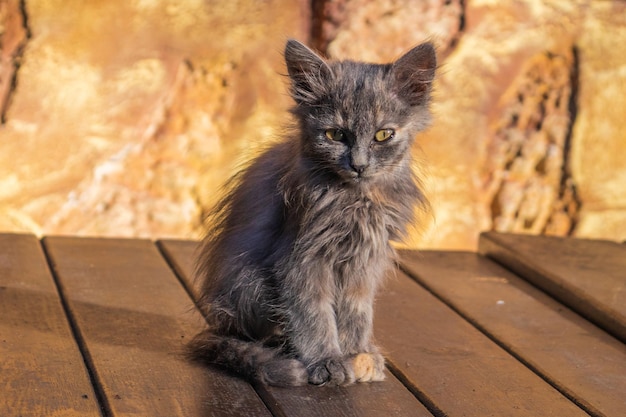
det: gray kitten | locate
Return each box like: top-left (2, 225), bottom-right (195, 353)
top-left (191, 39), bottom-right (436, 387)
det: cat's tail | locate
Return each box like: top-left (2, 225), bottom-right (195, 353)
top-left (187, 330), bottom-right (308, 387)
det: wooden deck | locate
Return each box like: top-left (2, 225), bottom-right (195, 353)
top-left (1, 232), bottom-right (624, 417)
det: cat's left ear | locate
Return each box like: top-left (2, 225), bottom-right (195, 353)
top-left (284, 39), bottom-right (332, 105)
top-left (391, 43), bottom-right (437, 106)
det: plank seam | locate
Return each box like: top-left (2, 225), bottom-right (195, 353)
top-left (479, 233), bottom-right (626, 344)
top-left (397, 263), bottom-right (599, 417)
top-left (40, 238), bottom-right (113, 417)
top-left (154, 241), bottom-right (205, 313)
top-left (385, 359), bottom-right (446, 417)
top-left (252, 383), bottom-right (289, 417)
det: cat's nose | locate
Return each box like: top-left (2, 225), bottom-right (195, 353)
top-left (350, 148), bottom-right (368, 175)
top-left (350, 161), bottom-right (368, 175)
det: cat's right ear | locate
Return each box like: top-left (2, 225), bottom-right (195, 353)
top-left (284, 39), bottom-right (332, 105)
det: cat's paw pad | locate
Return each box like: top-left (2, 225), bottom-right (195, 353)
top-left (308, 357), bottom-right (355, 386)
top-left (352, 353), bottom-right (386, 382)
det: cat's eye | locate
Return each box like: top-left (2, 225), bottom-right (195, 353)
top-left (374, 129), bottom-right (395, 142)
top-left (325, 128), bottom-right (345, 142)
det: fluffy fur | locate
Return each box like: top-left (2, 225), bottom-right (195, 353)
top-left (190, 39), bottom-right (436, 386)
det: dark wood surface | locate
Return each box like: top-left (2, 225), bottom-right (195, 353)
top-left (400, 250), bottom-right (626, 417)
top-left (2, 232), bottom-right (625, 417)
top-left (43, 236), bottom-right (270, 417)
top-left (479, 232), bottom-right (626, 343)
top-left (0, 234), bottom-right (101, 417)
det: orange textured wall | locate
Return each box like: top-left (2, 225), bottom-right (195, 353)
top-left (0, 0), bottom-right (624, 249)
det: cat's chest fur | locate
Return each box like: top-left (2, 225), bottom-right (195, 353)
top-left (286, 180), bottom-right (395, 270)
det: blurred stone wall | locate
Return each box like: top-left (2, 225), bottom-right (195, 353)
top-left (0, 0), bottom-right (624, 249)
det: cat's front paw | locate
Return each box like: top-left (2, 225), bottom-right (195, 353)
top-left (307, 357), bottom-right (355, 386)
top-left (352, 352), bottom-right (386, 382)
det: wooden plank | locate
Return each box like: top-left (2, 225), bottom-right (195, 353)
top-left (255, 377), bottom-right (433, 417)
top-left (0, 233), bottom-right (101, 417)
top-left (479, 232), bottom-right (626, 343)
top-left (374, 269), bottom-right (591, 417)
top-left (400, 250), bottom-right (626, 417)
top-left (157, 239), bottom-right (202, 300)
top-left (43, 237), bottom-right (270, 417)
top-left (158, 239), bottom-right (434, 417)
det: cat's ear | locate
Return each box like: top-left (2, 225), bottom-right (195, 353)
top-left (391, 43), bottom-right (437, 106)
top-left (284, 39), bottom-right (332, 105)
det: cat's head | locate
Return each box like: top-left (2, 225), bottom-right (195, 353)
top-left (284, 39), bottom-right (436, 185)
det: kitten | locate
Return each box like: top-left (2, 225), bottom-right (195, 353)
top-left (191, 39), bottom-right (436, 387)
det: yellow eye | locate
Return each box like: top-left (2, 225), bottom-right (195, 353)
top-left (375, 129), bottom-right (395, 142)
top-left (325, 128), bottom-right (345, 141)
